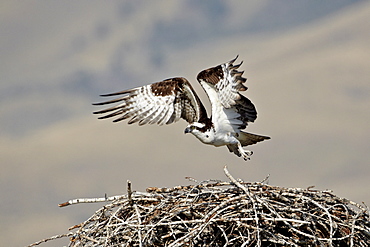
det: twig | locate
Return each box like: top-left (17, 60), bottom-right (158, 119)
top-left (27, 232), bottom-right (74, 246)
top-left (223, 165), bottom-right (261, 246)
top-left (127, 180), bottom-right (133, 207)
top-left (59, 195), bottom-right (126, 207)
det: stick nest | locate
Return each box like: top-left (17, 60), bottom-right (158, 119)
top-left (30, 167), bottom-right (369, 247)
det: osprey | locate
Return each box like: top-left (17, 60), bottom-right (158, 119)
top-left (93, 56), bottom-right (270, 160)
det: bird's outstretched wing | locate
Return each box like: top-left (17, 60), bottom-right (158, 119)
top-left (93, 77), bottom-right (207, 125)
top-left (196, 56), bottom-right (257, 131)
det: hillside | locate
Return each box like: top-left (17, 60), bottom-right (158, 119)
top-left (0, 1), bottom-right (369, 246)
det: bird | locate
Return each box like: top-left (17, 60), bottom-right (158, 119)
top-left (93, 56), bottom-right (270, 161)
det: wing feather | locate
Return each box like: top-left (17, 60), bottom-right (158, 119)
top-left (93, 77), bottom-right (207, 125)
top-left (196, 56), bottom-right (257, 131)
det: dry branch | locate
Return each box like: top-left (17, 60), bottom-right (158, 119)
top-left (28, 166), bottom-right (370, 247)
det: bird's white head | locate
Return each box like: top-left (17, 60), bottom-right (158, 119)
top-left (184, 122), bottom-right (213, 144)
top-left (184, 122), bottom-right (205, 133)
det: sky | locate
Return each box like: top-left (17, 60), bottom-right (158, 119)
top-left (0, 1), bottom-right (369, 246)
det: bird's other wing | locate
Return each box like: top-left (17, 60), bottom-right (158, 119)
top-left (93, 77), bottom-right (207, 125)
top-left (196, 56), bottom-right (257, 131)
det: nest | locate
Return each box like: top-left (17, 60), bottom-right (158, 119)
top-left (29, 167), bottom-right (369, 247)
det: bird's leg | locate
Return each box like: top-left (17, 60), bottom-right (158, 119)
top-left (237, 142), bottom-right (253, 161)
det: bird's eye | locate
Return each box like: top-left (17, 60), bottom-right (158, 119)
top-left (205, 135), bottom-right (209, 138)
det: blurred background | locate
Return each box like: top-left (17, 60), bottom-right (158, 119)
top-left (1, 1), bottom-right (369, 246)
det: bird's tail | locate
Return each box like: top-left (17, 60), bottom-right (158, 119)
top-left (238, 131), bottom-right (270, 147)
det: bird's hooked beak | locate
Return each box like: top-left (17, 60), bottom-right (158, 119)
top-left (184, 127), bottom-right (191, 134)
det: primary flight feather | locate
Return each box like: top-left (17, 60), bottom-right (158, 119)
top-left (93, 56), bottom-right (270, 160)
